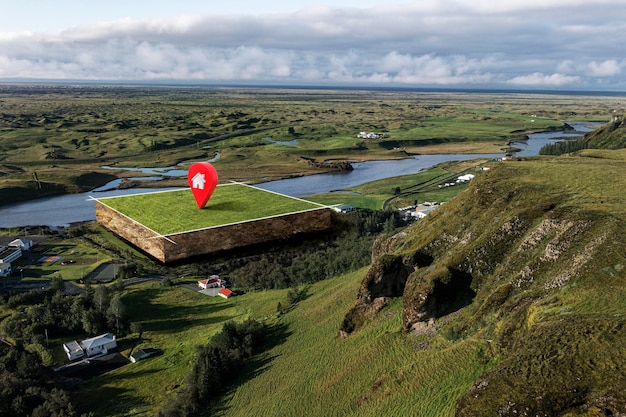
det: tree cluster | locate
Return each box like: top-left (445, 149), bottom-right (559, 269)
top-left (225, 209), bottom-right (404, 290)
top-left (0, 342), bottom-right (91, 417)
top-left (157, 319), bottom-right (266, 417)
top-left (1, 282), bottom-right (129, 348)
top-left (539, 139), bottom-right (588, 155)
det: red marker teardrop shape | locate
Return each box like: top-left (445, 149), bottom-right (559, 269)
top-left (187, 162), bottom-right (219, 209)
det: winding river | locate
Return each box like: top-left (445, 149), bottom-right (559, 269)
top-left (0, 123), bottom-right (597, 228)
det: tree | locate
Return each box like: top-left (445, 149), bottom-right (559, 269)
top-left (130, 322), bottom-right (143, 339)
top-left (93, 285), bottom-right (110, 315)
top-left (50, 276), bottom-right (65, 292)
top-left (107, 296), bottom-right (127, 335)
top-left (81, 309), bottom-right (103, 335)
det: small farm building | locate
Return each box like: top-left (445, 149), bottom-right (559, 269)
top-left (333, 204), bottom-right (356, 214)
top-left (0, 246), bottom-right (22, 265)
top-left (218, 288), bottom-right (233, 299)
top-left (63, 340), bottom-right (85, 361)
top-left (0, 262), bottom-right (11, 277)
top-left (198, 275), bottom-right (222, 289)
top-left (130, 348), bottom-right (158, 363)
top-left (9, 239), bottom-right (33, 251)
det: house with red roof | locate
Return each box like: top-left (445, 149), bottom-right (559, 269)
top-left (198, 275), bottom-right (222, 289)
top-left (218, 287), bottom-right (233, 299)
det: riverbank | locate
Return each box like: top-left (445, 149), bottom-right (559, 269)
top-left (1, 122), bottom-right (597, 229)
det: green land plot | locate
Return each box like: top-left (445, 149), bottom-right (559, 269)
top-left (97, 183), bottom-right (326, 235)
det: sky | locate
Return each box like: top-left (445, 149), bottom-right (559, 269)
top-left (1, 0), bottom-right (625, 91)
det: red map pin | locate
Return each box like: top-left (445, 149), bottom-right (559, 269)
top-left (187, 162), bottom-right (219, 209)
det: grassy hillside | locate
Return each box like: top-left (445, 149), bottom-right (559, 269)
top-left (341, 150), bottom-right (626, 416)
top-left (213, 270), bottom-right (492, 417)
top-left (584, 115), bottom-right (626, 149)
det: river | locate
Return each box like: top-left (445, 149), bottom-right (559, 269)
top-left (0, 123), bottom-right (597, 228)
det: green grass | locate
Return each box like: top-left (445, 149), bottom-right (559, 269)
top-left (2, 86), bottom-right (623, 206)
top-left (8, 237), bottom-right (113, 281)
top-left (97, 183), bottom-right (326, 235)
top-left (305, 161), bottom-right (489, 210)
top-left (73, 269), bottom-right (493, 417)
top-left (217, 271), bottom-right (492, 417)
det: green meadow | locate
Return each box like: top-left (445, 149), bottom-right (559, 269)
top-left (75, 269), bottom-right (492, 417)
top-left (97, 183), bottom-right (325, 235)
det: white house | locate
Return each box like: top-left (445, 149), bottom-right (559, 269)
top-left (63, 340), bottom-right (84, 361)
top-left (410, 210), bottom-right (428, 219)
top-left (62, 333), bottom-right (117, 361)
top-left (457, 174), bottom-right (475, 183)
top-left (9, 239), bottom-right (33, 251)
top-left (198, 275), bottom-right (222, 289)
top-left (332, 204), bottom-right (356, 214)
top-left (81, 333), bottom-right (117, 357)
top-left (0, 262), bottom-right (12, 277)
top-left (191, 172), bottom-right (206, 190)
top-left (0, 246), bottom-right (22, 265)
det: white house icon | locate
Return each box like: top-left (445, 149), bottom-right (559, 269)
top-left (191, 172), bottom-right (206, 190)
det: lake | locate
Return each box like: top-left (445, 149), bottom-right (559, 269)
top-left (0, 123), bottom-right (597, 228)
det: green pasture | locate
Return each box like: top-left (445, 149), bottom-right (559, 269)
top-left (97, 183), bottom-right (327, 235)
top-left (8, 237), bottom-right (113, 282)
top-left (306, 160), bottom-right (491, 210)
top-left (74, 279), bottom-right (305, 416)
top-left (74, 268), bottom-right (493, 417)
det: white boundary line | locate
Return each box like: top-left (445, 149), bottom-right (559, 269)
top-left (92, 182), bottom-right (335, 239)
top-left (227, 180), bottom-right (331, 208)
top-left (89, 195), bottom-right (178, 245)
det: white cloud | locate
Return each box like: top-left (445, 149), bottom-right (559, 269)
top-left (507, 72), bottom-right (581, 86)
top-left (0, 1), bottom-right (625, 89)
top-left (587, 60), bottom-right (622, 77)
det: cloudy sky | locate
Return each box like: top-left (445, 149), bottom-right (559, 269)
top-left (1, 0), bottom-right (625, 90)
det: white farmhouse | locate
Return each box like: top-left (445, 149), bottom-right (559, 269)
top-left (63, 333), bottom-right (117, 361)
top-left (81, 333), bottom-right (117, 357)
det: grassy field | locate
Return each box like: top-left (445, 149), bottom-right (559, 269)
top-left (73, 268), bottom-right (493, 417)
top-left (2, 87), bottom-right (625, 416)
top-left (4, 236), bottom-right (114, 282)
top-left (97, 183), bottom-right (326, 235)
top-left (215, 271), bottom-right (491, 417)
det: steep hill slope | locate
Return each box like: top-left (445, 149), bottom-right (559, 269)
top-left (341, 151), bottom-right (626, 416)
top-left (583, 115), bottom-right (626, 149)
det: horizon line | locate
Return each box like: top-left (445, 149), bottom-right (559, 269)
top-left (1, 80), bottom-right (625, 96)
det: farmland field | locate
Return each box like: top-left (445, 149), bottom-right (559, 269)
top-left (97, 183), bottom-right (326, 235)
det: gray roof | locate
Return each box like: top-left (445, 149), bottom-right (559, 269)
top-left (81, 333), bottom-right (115, 350)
